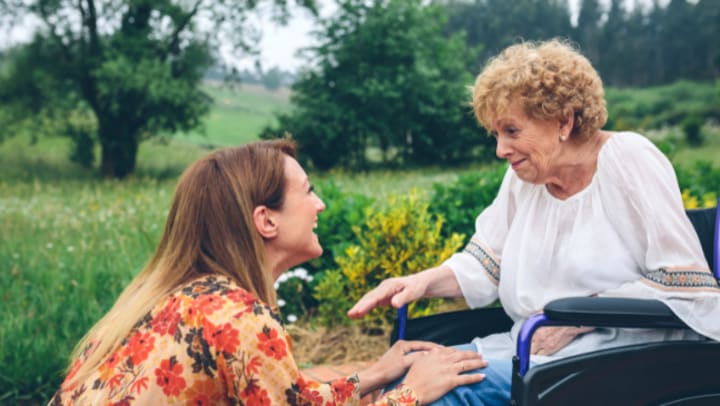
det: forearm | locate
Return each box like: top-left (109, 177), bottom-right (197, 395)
top-left (416, 265), bottom-right (463, 299)
top-left (356, 367), bottom-right (386, 397)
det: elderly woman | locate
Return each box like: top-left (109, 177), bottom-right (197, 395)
top-left (348, 39), bottom-right (720, 405)
top-left (50, 140), bottom-right (486, 405)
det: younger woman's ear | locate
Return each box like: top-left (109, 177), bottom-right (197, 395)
top-left (253, 205), bottom-right (279, 239)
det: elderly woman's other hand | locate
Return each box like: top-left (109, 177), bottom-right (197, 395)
top-left (531, 326), bottom-right (595, 356)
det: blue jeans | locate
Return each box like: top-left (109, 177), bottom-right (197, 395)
top-left (386, 343), bottom-right (513, 406)
top-left (429, 343), bottom-right (512, 406)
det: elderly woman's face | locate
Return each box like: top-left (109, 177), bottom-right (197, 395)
top-left (492, 103), bottom-right (567, 184)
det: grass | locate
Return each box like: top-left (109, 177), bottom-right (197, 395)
top-left (0, 134), bottom-right (478, 403)
top-left (177, 83), bottom-right (292, 147)
top-left (0, 175), bottom-right (171, 402)
top-left (313, 164), bottom-right (490, 199)
top-left (667, 126), bottom-right (720, 166)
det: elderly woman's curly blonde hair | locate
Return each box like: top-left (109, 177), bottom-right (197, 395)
top-left (472, 38), bottom-right (607, 140)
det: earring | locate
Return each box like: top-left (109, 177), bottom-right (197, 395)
top-left (560, 135), bottom-right (568, 142)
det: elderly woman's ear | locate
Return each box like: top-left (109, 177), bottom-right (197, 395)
top-left (558, 112), bottom-right (574, 141)
top-left (253, 205), bottom-right (279, 239)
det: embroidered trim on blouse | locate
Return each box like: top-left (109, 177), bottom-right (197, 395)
top-left (643, 267), bottom-right (720, 290)
top-left (463, 240), bottom-right (500, 284)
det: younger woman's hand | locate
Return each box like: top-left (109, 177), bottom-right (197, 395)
top-left (358, 340), bottom-right (443, 396)
top-left (401, 346), bottom-right (487, 405)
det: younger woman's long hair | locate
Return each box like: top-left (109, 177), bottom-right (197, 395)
top-left (65, 139), bottom-right (297, 388)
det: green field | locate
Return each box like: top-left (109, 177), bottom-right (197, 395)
top-left (1, 83), bottom-right (719, 404)
top-left (177, 83), bottom-right (292, 147)
top-left (669, 128), bottom-right (720, 166)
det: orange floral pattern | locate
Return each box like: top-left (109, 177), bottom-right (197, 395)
top-left (49, 275), bottom-right (418, 405)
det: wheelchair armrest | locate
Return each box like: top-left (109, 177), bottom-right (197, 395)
top-left (515, 297), bottom-right (688, 376)
top-left (543, 296), bottom-right (685, 328)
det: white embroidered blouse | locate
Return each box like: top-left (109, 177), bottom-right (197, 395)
top-left (443, 131), bottom-right (720, 363)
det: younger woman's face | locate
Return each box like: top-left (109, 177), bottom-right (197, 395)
top-left (269, 156), bottom-right (326, 275)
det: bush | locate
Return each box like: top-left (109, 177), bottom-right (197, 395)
top-left (681, 114), bottom-right (704, 146)
top-left (313, 190), bottom-right (465, 328)
top-left (681, 189), bottom-right (718, 209)
top-left (429, 164), bottom-right (506, 238)
top-left (605, 80), bottom-right (720, 131)
top-left (674, 160), bottom-right (720, 205)
top-left (275, 267), bottom-right (317, 324)
top-left (306, 181), bottom-right (375, 274)
top-left (276, 181), bottom-right (375, 323)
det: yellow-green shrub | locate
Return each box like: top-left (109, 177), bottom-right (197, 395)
top-left (313, 190), bottom-right (465, 328)
top-left (682, 189), bottom-right (718, 209)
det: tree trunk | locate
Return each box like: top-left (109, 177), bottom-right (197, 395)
top-left (98, 120), bottom-right (140, 179)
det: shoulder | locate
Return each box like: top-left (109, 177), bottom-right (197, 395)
top-left (596, 131), bottom-right (682, 208)
top-left (598, 131), bottom-right (675, 179)
top-left (601, 131), bottom-right (666, 161)
top-left (174, 275), bottom-right (282, 326)
top-left (136, 275), bottom-right (283, 341)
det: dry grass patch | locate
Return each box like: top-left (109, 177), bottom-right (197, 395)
top-left (287, 323), bottom-right (392, 368)
top-left (288, 299), bottom-right (471, 368)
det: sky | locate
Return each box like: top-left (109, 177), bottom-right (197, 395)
top-left (230, 0), bottom-right (337, 71)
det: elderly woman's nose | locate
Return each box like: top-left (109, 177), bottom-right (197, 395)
top-left (496, 137), bottom-right (511, 158)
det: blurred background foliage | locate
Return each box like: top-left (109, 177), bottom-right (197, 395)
top-left (1, 0), bottom-right (719, 176)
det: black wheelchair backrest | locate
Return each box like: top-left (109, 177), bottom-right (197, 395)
top-left (686, 205), bottom-right (719, 277)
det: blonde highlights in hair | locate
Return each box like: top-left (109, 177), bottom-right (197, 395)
top-left (472, 38), bottom-right (607, 140)
top-left (65, 139), bottom-right (297, 388)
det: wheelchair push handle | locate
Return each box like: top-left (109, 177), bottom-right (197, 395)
top-left (397, 304), bottom-right (408, 340)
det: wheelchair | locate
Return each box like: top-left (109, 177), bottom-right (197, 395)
top-left (391, 203), bottom-right (720, 405)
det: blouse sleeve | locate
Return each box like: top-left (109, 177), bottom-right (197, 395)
top-left (443, 166), bottom-right (516, 308)
top-left (596, 132), bottom-right (720, 341)
top-left (219, 291), bottom-right (418, 405)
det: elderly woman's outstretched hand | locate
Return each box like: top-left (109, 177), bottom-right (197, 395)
top-left (347, 275), bottom-right (427, 319)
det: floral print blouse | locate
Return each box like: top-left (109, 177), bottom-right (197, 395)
top-left (50, 275), bottom-right (418, 405)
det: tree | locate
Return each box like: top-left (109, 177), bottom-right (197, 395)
top-left (263, 0), bottom-right (492, 170)
top-left (574, 0), bottom-right (603, 64)
top-left (660, 0), bottom-right (697, 83)
top-left (695, 0), bottom-right (720, 79)
top-left (444, 0), bottom-right (573, 72)
top-left (260, 67), bottom-right (284, 90)
top-left (0, 0), bottom-right (316, 178)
